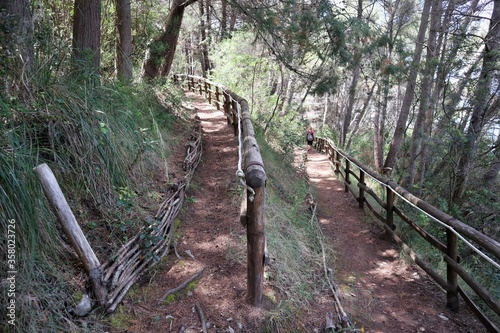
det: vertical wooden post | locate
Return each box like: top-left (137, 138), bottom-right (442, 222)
top-left (198, 78), bottom-right (203, 95)
top-left (246, 183), bottom-right (266, 306)
top-left (205, 82), bottom-right (211, 103)
top-left (215, 86), bottom-right (220, 110)
top-left (358, 171), bottom-right (365, 208)
top-left (446, 230), bottom-right (459, 312)
top-left (231, 99), bottom-right (238, 136)
top-left (344, 160), bottom-right (350, 192)
top-left (386, 188), bottom-right (395, 231)
top-left (227, 93), bottom-right (267, 307)
top-left (334, 150), bottom-right (341, 174)
top-left (224, 93), bottom-right (231, 123)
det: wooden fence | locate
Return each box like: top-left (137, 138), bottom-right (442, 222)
top-left (314, 136), bottom-right (500, 332)
top-left (172, 74), bottom-right (500, 330)
top-left (173, 74), bottom-right (267, 306)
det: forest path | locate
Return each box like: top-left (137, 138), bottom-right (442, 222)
top-left (301, 148), bottom-right (486, 333)
top-left (116, 92), bottom-right (485, 333)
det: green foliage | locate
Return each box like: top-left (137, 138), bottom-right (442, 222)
top-left (0, 76), bottom-right (178, 332)
top-left (254, 131), bottom-right (335, 330)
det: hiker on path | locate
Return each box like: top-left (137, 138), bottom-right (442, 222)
top-left (306, 126), bottom-right (314, 152)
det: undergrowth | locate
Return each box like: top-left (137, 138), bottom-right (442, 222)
top-left (0, 78), bottom-right (182, 332)
top-left (256, 135), bottom-right (336, 332)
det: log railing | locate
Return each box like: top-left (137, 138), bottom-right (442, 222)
top-left (172, 74), bottom-right (500, 328)
top-left (314, 136), bottom-right (500, 332)
top-left (173, 74), bottom-right (267, 306)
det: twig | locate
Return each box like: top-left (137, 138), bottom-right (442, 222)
top-left (309, 200), bottom-right (354, 331)
top-left (174, 241), bottom-right (182, 259)
top-left (159, 267), bottom-right (205, 302)
top-left (196, 303), bottom-right (208, 333)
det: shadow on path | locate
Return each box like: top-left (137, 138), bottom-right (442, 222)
top-left (302, 147), bottom-right (486, 333)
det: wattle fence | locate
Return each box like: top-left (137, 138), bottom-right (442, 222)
top-left (172, 74), bottom-right (500, 332)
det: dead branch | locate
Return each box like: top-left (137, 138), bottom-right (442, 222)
top-left (159, 267), bottom-right (205, 302)
top-left (196, 303), bottom-right (208, 333)
top-left (309, 199), bottom-right (354, 331)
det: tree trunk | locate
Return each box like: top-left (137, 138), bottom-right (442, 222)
top-left (341, 63), bottom-right (360, 147)
top-left (221, 0), bottom-right (228, 39)
top-left (483, 134), bottom-right (500, 188)
top-left (72, 0), bottom-right (101, 75)
top-left (452, 0), bottom-right (500, 202)
top-left (405, 0), bottom-right (440, 187)
top-left (142, 0), bottom-right (199, 79)
top-left (341, 0), bottom-right (363, 148)
top-left (346, 79), bottom-right (376, 151)
top-left (322, 93), bottom-right (329, 126)
top-left (115, 0), bottom-right (132, 81)
top-left (373, 83), bottom-right (384, 172)
top-left (199, 0), bottom-right (211, 77)
top-left (0, 0), bottom-right (35, 95)
top-left (382, 0), bottom-right (432, 176)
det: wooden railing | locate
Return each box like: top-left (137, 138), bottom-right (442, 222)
top-left (314, 136), bottom-right (500, 332)
top-left (172, 74), bottom-right (500, 329)
top-left (173, 74), bottom-right (267, 306)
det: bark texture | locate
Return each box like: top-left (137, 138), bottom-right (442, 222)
top-left (72, 0), bottom-right (101, 75)
top-left (115, 0), bottom-right (132, 81)
top-left (0, 0), bottom-right (34, 94)
top-left (142, 0), bottom-right (199, 79)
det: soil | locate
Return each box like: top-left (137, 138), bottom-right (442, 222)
top-left (108, 92), bottom-right (488, 333)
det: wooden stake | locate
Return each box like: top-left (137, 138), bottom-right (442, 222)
top-left (34, 163), bottom-right (107, 306)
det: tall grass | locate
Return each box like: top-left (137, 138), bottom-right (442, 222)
top-left (255, 135), bottom-right (336, 332)
top-left (0, 77), bottom-right (181, 332)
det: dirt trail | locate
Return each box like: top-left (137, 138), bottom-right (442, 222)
top-left (115, 93), bottom-right (486, 333)
top-left (303, 148), bottom-right (486, 333)
top-left (119, 92), bottom-right (264, 333)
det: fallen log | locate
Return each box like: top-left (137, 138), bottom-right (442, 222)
top-left (34, 164), bottom-right (107, 307)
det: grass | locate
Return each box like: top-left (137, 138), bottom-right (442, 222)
top-left (254, 135), bottom-right (337, 331)
top-left (0, 76), bottom-right (183, 332)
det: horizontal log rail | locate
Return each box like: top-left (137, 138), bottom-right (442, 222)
top-left (173, 74), bottom-right (267, 307)
top-left (313, 136), bottom-right (500, 332)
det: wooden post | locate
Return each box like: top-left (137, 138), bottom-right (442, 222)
top-left (227, 93), bottom-right (267, 307)
top-left (386, 187), bottom-right (395, 231)
top-left (334, 150), bottom-right (341, 174)
top-left (231, 99), bottom-right (238, 136)
top-left (224, 93), bottom-right (231, 124)
top-left (246, 182), bottom-right (266, 306)
top-left (446, 230), bottom-right (459, 312)
top-left (358, 171), bottom-right (365, 209)
top-left (215, 86), bottom-right (220, 110)
top-left (344, 159), bottom-right (350, 192)
top-left (198, 78), bottom-right (203, 95)
top-left (34, 163), bottom-right (107, 306)
top-left (205, 82), bottom-right (211, 103)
